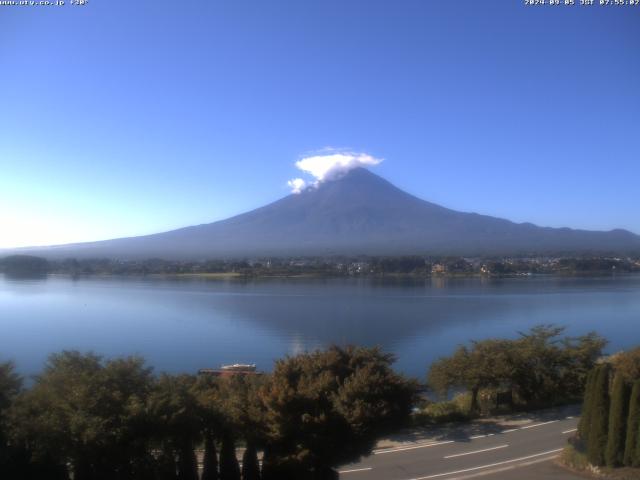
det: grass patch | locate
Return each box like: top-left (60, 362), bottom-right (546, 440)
top-left (558, 444), bottom-right (640, 480)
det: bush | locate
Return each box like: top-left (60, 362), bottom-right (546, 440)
top-left (412, 394), bottom-right (472, 425)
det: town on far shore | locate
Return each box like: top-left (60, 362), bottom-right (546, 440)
top-left (1, 253), bottom-right (639, 278)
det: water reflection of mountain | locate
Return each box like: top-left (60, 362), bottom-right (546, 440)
top-left (176, 277), bottom-right (527, 348)
top-left (5, 274), bottom-right (639, 378)
top-left (162, 275), bottom-right (640, 355)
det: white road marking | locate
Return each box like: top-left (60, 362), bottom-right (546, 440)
top-left (562, 428), bottom-right (578, 434)
top-left (444, 444), bottom-right (509, 459)
top-left (500, 428), bottom-right (517, 433)
top-left (338, 467), bottom-right (373, 474)
top-left (520, 420), bottom-right (558, 429)
top-left (374, 440), bottom-right (455, 455)
top-left (408, 448), bottom-right (564, 480)
top-left (440, 455), bottom-right (558, 480)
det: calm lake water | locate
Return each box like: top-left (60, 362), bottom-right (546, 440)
top-left (1, 274), bottom-right (639, 379)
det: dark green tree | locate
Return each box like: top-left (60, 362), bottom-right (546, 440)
top-left (587, 364), bottom-right (611, 466)
top-left (176, 441), bottom-right (198, 480)
top-left (201, 434), bottom-right (219, 480)
top-left (9, 351), bottom-right (153, 479)
top-left (155, 451), bottom-right (178, 480)
top-left (1, 255), bottom-right (48, 276)
top-left (0, 362), bottom-right (25, 479)
top-left (241, 443), bottom-right (261, 480)
top-left (560, 332), bottom-right (607, 399)
top-left (624, 380), bottom-right (640, 467)
top-left (260, 345), bottom-right (417, 479)
top-left (429, 326), bottom-right (606, 414)
top-left (429, 339), bottom-right (516, 414)
top-left (578, 367), bottom-right (597, 443)
top-left (605, 373), bottom-right (630, 466)
top-left (260, 446), bottom-right (277, 480)
top-left (148, 374), bottom-right (202, 480)
top-left (193, 375), bottom-right (225, 480)
top-left (214, 375), bottom-right (266, 480)
top-left (219, 432), bottom-right (241, 480)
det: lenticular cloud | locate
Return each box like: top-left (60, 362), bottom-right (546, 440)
top-left (287, 151), bottom-right (382, 193)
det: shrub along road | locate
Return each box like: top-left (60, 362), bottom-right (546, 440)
top-left (338, 405), bottom-right (584, 480)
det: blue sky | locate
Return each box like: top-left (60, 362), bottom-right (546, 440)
top-left (1, 0), bottom-right (639, 248)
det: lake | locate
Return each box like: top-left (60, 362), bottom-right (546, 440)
top-left (1, 274), bottom-right (639, 379)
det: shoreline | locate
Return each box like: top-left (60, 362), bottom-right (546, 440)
top-left (7, 271), bottom-right (639, 281)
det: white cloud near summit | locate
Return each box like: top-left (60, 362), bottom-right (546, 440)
top-left (287, 178), bottom-right (307, 194)
top-left (287, 151), bottom-right (382, 193)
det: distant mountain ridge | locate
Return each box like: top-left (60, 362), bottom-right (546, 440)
top-left (7, 168), bottom-right (640, 259)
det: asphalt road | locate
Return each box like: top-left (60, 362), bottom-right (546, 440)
top-left (339, 406), bottom-right (584, 480)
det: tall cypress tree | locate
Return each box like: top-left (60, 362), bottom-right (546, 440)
top-left (219, 432), bottom-right (241, 480)
top-left (260, 446), bottom-right (277, 480)
top-left (624, 380), bottom-right (640, 467)
top-left (202, 434), bottom-right (219, 480)
top-left (177, 441), bottom-right (199, 480)
top-left (241, 443), bottom-right (261, 480)
top-left (579, 368), bottom-right (598, 444)
top-left (587, 364), bottom-right (610, 466)
top-left (156, 450), bottom-right (178, 480)
top-left (636, 422), bottom-right (640, 468)
top-left (605, 373), bottom-right (630, 467)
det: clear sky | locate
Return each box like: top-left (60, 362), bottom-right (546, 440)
top-left (1, 0), bottom-right (639, 248)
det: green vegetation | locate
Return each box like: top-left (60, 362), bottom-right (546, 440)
top-left (427, 325), bottom-right (606, 415)
top-left (0, 255), bottom-right (49, 276)
top-left (2, 329), bottom-right (637, 478)
top-left (411, 393), bottom-right (472, 425)
top-left (258, 346), bottom-right (417, 479)
top-left (567, 347), bottom-right (640, 473)
top-left (587, 364), bottom-right (611, 466)
top-left (607, 373), bottom-right (631, 467)
top-left (624, 381), bottom-right (640, 467)
top-left (0, 346), bottom-right (417, 479)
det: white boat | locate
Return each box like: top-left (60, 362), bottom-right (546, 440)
top-left (219, 363), bottom-right (257, 372)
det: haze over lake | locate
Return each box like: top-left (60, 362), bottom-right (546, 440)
top-left (2, 274), bottom-right (639, 378)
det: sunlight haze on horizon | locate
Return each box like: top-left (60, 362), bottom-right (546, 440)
top-left (1, 0), bottom-right (639, 248)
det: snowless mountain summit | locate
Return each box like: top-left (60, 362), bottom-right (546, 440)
top-left (12, 168), bottom-right (640, 259)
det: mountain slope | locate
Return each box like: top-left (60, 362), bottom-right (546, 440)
top-left (10, 168), bottom-right (640, 259)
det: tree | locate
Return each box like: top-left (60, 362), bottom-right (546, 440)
top-left (193, 375), bottom-right (224, 480)
top-left (201, 434), bottom-right (219, 480)
top-left (148, 374), bottom-right (202, 480)
top-left (429, 340), bottom-right (516, 414)
top-left (0, 362), bottom-right (24, 479)
top-left (241, 443), bottom-right (260, 480)
top-left (587, 364), bottom-right (611, 466)
top-left (0, 255), bottom-right (48, 276)
top-left (219, 432), bottom-right (241, 480)
top-left (578, 367), bottom-right (597, 443)
top-left (624, 380), bottom-right (640, 467)
top-left (612, 347), bottom-right (640, 383)
top-left (428, 326), bottom-right (606, 414)
top-left (176, 443), bottom-right (198, 480)
top-left (214, 374), bottom-right (266, 480)
top-left (260, 446), bottom-right (278, 480)
top-left (260, 345), bottom-right (417, 479)
top-left (559, 332), bottom-right (607, 399)
top-left (605, 373), bottom-right (630, 467)
top-left (9, 351), bottom-right (154, 479)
